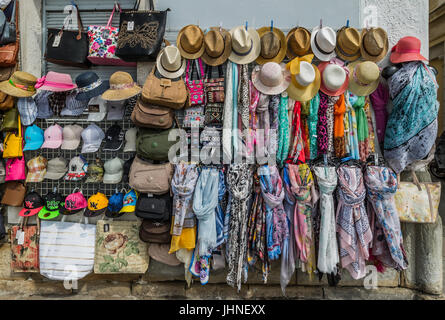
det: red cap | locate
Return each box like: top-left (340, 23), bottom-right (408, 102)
top-left (390, 36), bottom-right (427, 64)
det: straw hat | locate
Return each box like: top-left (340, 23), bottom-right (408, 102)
top-left (228, 26), bottom-right (261, 65)
top-left (286, 55), bottom-right (321, 102)
top-left (101, 72), bottom-right (141, 101)
top-left (0, 71), bottom-right (37, 98)
top-left (286, 27), bottom-right (312, 59)
top-left (177, 25), bottom-right (205, 59)
top-left (201, 27), bottom-right (232, 66)
top-left (360, 27), bottom-right (388, 62)
top-left (252, 62), bottom-right (291, 95)
top-left (318, 59), bottom-right (350, 96)
top-left (347, 61), bottom-right (380, 96)
top-left (255, 26), bottom-right (287, 65)
top-left (336, 27), bottom-right (361, 61)
top-left (311, 25), bottom-right (337, 61)
top-left (156, 45), bottom-right (186, 79)
top-left (390, 36), bottom-right (427, 64)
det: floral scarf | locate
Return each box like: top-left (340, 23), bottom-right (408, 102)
top-left (288, 101), bottom-right (306, 164)
top-left (268, 95), bottom-right (280, 161)
top-left (301, 100), bottom-right (311, 159)
top-left (327, 95), bottom-right (340, 155)
top-left (317, 92), bottom-right (329, 156)
top-left (308, 93), bottom-right (320, 160)
top-left (247, 82), bottom-right (260, 158)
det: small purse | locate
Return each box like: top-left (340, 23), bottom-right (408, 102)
top-left (129, 156), bottom-right (173, 195)
top-left (131, 98), bottom-right (173, 129)
top-left (135, 193), bottom-right (172, 221)
top-left (183, 106), bottom-right (205, 129)
top-left (1, 181), bottom-right (26, 206)
top-left (204, 64), bottom-right (225, 103)
top-left (0, 0), bottom-right (16, 45)
top-left (204, 103), bottom-right (223, 127)
top-left (5, 156), bottom-right (25, 181)
top-left (185, 58), bottom-right (205, 107)
top-left (3, 114), bottom-right (23, 158)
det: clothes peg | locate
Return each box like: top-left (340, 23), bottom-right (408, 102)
top-left (219, 22), bottom-right (223, 32)
top-left (245, 21), bottom-right (248, 31)
top-left (320, 19), bottom-right (323, 29)
top-left (271, 20), bottom-right (274, 32)
top-left (374, 153), bottom-right (379, 166)
top-left (346, 19), bottom-right (350, 28)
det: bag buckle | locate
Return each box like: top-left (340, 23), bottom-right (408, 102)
top-left (160, 79), bottom-right (171, 97)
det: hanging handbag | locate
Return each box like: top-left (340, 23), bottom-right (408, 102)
top-left (0, 91), bottom-right (14, 111)
top-left (135, 192), bottom-right (172, 221)
top-left (3, 114), bottom-right (23, 158)
top-left (10, 216), bottom-right (40, 273)
top-left (86, 3), bottom-right (136, 67)
top-left (1, 181), bottom-right (26, 206)
top-left (0, 0), bottom-right (16, 45)
top-left (136, 128), bottom-right (179, 161)
top-left (4, 156), bottom-right (25, 181)
top-left (395, 171), bottom-right (441, 224)
top-left (129, 156), bottom-right (173, 195)
top-left (116, 0), bottom-right (170, 62)
top-left (45, 5), bottom-right (91, 68)
top-left (139, 219), bottom-right (171, 244)
top-left (0, 64), bottom-right (16, 81)
top-left (141, 66), bottom-right (187, 109)
top-left (185, 58), bottom-right (206, 107)
top-left (204, 64), bottom-right (225, 103)
top-left (183, 106), bottom-right (205, 129)
top-left (131, 97), bottom-right (174, 129)
top-left (0, 0), bottom-right (18, 67)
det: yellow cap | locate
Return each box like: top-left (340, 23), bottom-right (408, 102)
top-left (87, 192), bottom-right (108, 211)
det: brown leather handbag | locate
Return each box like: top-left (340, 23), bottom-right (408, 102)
top-left (0, 0), bottom-right (19, 67)
top-left (141, 67), bottom-right (187, 110)
top-left (129, 156), bottom-right (173, 195)
top-left (131, 98), bottom-right (174, 129)
top-left (0, 65), bottom-right (17, 82)
top-left (139, 219), bottom-right (171, 244)
top-left (0, 92), bottom-right (14, 111)
top-left (1, 181), bottom-right (26, 207)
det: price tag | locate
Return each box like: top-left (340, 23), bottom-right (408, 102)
top-left (15, 229), bottom-right (21, 240)
top-left (127, 21), bottom-right (135, 31)
top-left (146, 193), bottom-right (153, 198)
top-left (18, 231), bottom-right (25, 245)
top-left (52, 34), bottom-right (62, 47)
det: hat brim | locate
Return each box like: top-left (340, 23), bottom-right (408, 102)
top-left (347, 61), bottom-right (380, 97)
top-left (23, 141), bottom-right (44, 151)
top-left (103, 172), bottom-right (123, 184)
top-left (76, 80), bottom-right (110, 101)
top-left (335, 27), bottom-right (362, 62)
top-left (44, 170), bottom-right (67, 180)
top-left (88, 112), bottom-right (107, 122)
top-left (0, 80), bottom-right (36, 98)
top-left (251, 64), bottom-right (291, 95)
top-left (38, 84), bottom-right (77, 92)
top-left (318, 62), bottom-right (350, 97)
top-left (228, 27), bottom-right (261, 65)
top-left (255, 27), bottom-right (287, 65)
top-left (41, 140), bottom-right (62, 149)
top-left (119, 205), bottom-right (136, 214)
top-left (390, 52), bottom-right (428, 64)
top-left (310, 26), bottom-right (337, 62)
top-left (287, 65), bottom-right (321, 102)
top-left (38, 207), bottom-right (60, 220)
top-left (60, 207), bottom-right (85, 216)
top-left (123, 142), bottom-right (136, 153)
top-left (19, 206), bottom-right (43, 217)
top-left (360, 28), bottom-right (389, 62)
top-left (177, 26), bottom-right (205, 60)
top-left (156, 50), bottom-right (187, 79)
top-left (61, 139), bottom-right (81, 150)
top-left (105, 210), bottom-right (126, 218)
top-left (286, 27), bottom-right (312, 60)
top-left (103, 141), bottom-right (124, 152)
top-left (82, 142), bottom-right (102, 154)
top-left (84, 207), bottom-right (107, 218)
top-left (26, 171), bottom-right (46, 183)
top-left (101, 85), bottom-right (141, 102)
top-left (201, 27), bottom-right (232, 67)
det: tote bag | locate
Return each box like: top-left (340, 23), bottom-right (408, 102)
top-left (3, 114), bottom-right (23, 159)
top-left (39, 217), bottom-right (96, 281)
top-left (10, 216), bottom-right (40, 273)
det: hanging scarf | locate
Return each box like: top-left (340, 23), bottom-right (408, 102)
top-left (365, 97), bottom-right (375, 157)
top-left (336, 166), bottom-right (373, 280)
top-left (314, 167), bottom-right (339, 274)
top-left (256, 94), bottom-right (271, 161)
top-left (334, 94), bottom-right (346, 158)
top-left (288, 101), bottom-right (306, 164)
top-left (345, 91), bottom-right (360, 160)
top-left (352, 96), bottom-right (369, 161)
top-left (327, 95), bottom-right (339, 155)
top-left (301, 100), bottom-right (310, 160)
top-left (370, 83), bottom-right (389, 145)
top-left (317, 92), bottom-right (329, 156)
top-left (277, 95), bottom-right (290, 167)
top-left (239, 64), bottom-right (250, 131)
top-left (232, 63), bottom-right (239, 156)
top-left (247, 82), bottom-right (260, 158)
top-left (193, 168), bottom-right (219, 256)
top-left (223, 62), bottom-right (234, 162)
top-left (226, 164), bottom-right (253, 291)
top-left (268, 95), bottom-right (280, 161)
top-left (364, 166), bottom-right (408, 271)
top-left (308, 93), bottom-right (320, 160)
top-left (215, 170), bottom-right (227, 247)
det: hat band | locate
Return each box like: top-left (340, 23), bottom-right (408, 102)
top-left (9, 80), bottom-right (36, 93)
top-left (77, 79), bottom-right (103, 93)
top-left (315, 32), bottom-right (334, 56)
top-left (232, 39), bottom-right (253, 56)
top-left (353, 68), bottom-right (371, 87)
top-left (337, 44), bottom-right (360, 58)
top-left (161, 60), bottom-right (182, 73)
top-left (396, 48), bottom-right (420, 54)
top-left (110, 82), bottom-right (136, 90)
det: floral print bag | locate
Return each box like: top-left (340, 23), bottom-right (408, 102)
top-left (87, 4), bottom-right (136, 67)
top-left (10, 217), bottom-right (40, 273)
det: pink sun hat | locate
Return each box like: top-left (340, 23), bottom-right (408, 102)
top-left (35, 71), bottom-right (77, 92)
top-left (41, 124), bottom-right (63, 149)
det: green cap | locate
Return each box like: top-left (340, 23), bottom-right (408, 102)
top-left (38, 191), bottom-right (64, 220)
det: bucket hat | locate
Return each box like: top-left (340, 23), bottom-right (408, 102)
top-left (256, 26), bottom-right (287, 65)
top-left (347, 61), bottom-right (381, 97)
top-left (61, 124), bottom-right (83, 150)
top-left (60, 92), bottom-right (88, 116)
top-left (61, 189), bottom-right (88, 215)
top-left (35, 91), bottom-right (54, 119)
top-left (26, 155), bottom-right (47, 183)
top-left (360, 27), bottom-right (389, 62)
top-left (19, 192), bottom-right (45, 217)
top-left (201, 27), bottom-right (232, 66)
top-left (103, 124), bottom-right (124, 152)
top-left (84, 192), bottom-right (108, 218)
top-left (310, 25), bottom-right (337, 61)
top-left (0, 71), bottom-right (37, 98)
top-left (119, 189), bottom-right (138, 214)
top-left (17, 97), bottom-right (37, 126)
top-left (252, 62), bottom-right (291, 95)
top-left (103, 157), bottom-right (125, 184)
top-left (75, 71), bottom-right (110, 101)
top-left (336, 26), bottom-right (362, 62)
top-left (318, 58), bottom-right (350, 96)
top-left (64, 156), bottom-right (88, 181)
top-left (38, 191), bottom-right (64, 220)
top-left (23, 124), bottom-right (44, 151)
top-left (85, 157), bottom-right (104, 183)
top-left (390, 36), bottom-right (427, 64)
top-left (105, 190), bottom-right (125, 218)
top-left (106, 100), bottom-right (126, 121)
top-left (35, 71), bottom-right (77, 92)
top-left (149, 243), bottom-right (182, 266)
top-left (156, 46), bottom-right (186, 79)
top-left (177, 25), bottom-right (205, 59)
top-left (101, 72), bottom-right (141, 102)
top-left (44, 157), bottom-right (68, 180)
top-left (87, 96), bottom-right (107, 122)
top-left (286, 27), bottom-right (312, 59)
top-left (81, 124), bottom-right (105, 153)
top-left (41, 124), bottom-right (63, 149)
top-left (286, 55), bottom-right (321, 102)
top-left (0, 107), bottom-right (18, 131)
top-left (123, 128), bottom-right (137, 153)
top-left (228, 26), bottom-right (261, 65)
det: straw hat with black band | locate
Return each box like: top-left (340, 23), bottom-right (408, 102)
top-left (286, 27), bottom-right (312, 59)
top-left (177, 25), bottom-right (205, 60)
top-left (255, 26), bottom-right (287, 65)
top-left (336, 26), bottom-right (361, 61)
top-left (228, 26), bottom-right (261, 65)
top-left (0, 71), bottom-right (37, 98)
top-left (310, 25), bottom-right (337, 61)
top-left (201, 27), bottom-right (232, 66)
top-left (156, 45), bottom-right (186, 79)
top-left (360, 27), bottom-right (388, 62)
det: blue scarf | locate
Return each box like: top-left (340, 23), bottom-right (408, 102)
top-left (215, 170), bottom-right (227, 247)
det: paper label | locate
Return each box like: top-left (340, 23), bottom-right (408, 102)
top-left (15, 229), bottom-right (21, 240)
top-left (146, 193), bottom-right (153, 198)
top-left (88, 104), bottom-right (100, 113)
top-left (52, 34), bottom-right (62, 47)
top-left (17, 231), bottom-right (25, 245)
top-left (127, 21), bottom-right (135, 31)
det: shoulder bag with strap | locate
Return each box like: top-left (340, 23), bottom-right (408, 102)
top-left (0, 0), bottom-right (19, 67)
top-left (0, 0), bottom-right (16, 45)
top-left (131, 97), bottom-right (174, 129)
top-left (3, 113), bottom-right (23, 158)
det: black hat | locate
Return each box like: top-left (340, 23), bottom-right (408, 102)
top-left (102, 124), bottom-right (125, 152)
top-left (75, 72), bottom-right (110, 101)
top-left (122, 155), bottom-right (135, 184)
top-left (38, 192), bottom-right (65, 220)
top-left (19, 192), bottom-right (45, 217)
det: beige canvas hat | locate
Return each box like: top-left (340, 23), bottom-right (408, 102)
top-left (101, 72), bottom-right (141, 101)
top-left (156, 45), bottom-right (186, 79)
top-left (311, 25), bottom-right (337, 61)
top-left (177, 25), bottom-right (205, 59)
top-left (336, 27), bottom-right (362, 61)
top-left (286, 27), bottom-right (312, 59)
top-left (0, 71), bottom-right (37, 98)
top-left (228, 26), bottom-right (261, 65)
top-left (360, 27), bottom-right (389, 62)
top-left (252, 62), bottom-right (291, 95)
top-left (201, 27), bottom-right (232, 66)
top-left (286, 55), bottom-right (321, 102)
top-left (347, 61), bottom-right (381, 96)
top-left (255, 26), bottom-right (287, 65)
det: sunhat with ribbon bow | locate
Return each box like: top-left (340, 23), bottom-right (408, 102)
top-left (101, 72), bottom-right (141, 101)
top-left (35, 71), bottom-right (77, 92)
top-left (347, 60), bottom-right (381, 96)
top-left (286, 54), bottom-right (321, 102)
top-left (0, 71), bottom-right (37, 98)
top-left (318, 58), bottom-right (350, 96)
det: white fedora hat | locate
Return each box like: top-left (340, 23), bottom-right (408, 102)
top-left (287, 60), bottom-right (321, 102)
top-left (318, 59), bottom-right (350, 96)
top-left (311, 25), bottom-right (337, 61)
top-left (252, 62), bottom-right (291, 95)
top-left (156, 46), bottom-right (186, 79)
top-left (228, 26), bottom-right (261, 65)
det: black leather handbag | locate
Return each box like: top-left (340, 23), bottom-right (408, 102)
top-left (116, 0), bottom-right (170, 62)
top-left (45, 6), bottom-right (90, 68)
top-left (135, 192), bottom-right (172, 221)
top-left (0, 0), bottom-right (16, 45)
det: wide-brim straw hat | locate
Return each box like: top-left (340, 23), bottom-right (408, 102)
top-left (252, 62), bottom-right (291, 95)
top-left (228, 26), bottom-right (261, 65)
top-left (286, 27), bottom-right (312, 59)
top-left (336, 26), bottom-right (362, 61)
top-left (360, 27), bottom-right (389, 62)
top-left (156, 46), bottom-right (186, 79)
top-left (0, 71), bottom-right (37, 98)
top-left (177, 25), bottom-right (205, 60)
top-left (347, 60), bottom-right (380, 96)
top-left (101, 72), bottom-right (141, 101)
top-left (201, 27), bottom-right (232, 66)
top-left (287, 63), bottom-right (321, 102)
top-left (318, 60), bottom-right (350, 96)
top-left (255, 26), bottom-right (287, 65)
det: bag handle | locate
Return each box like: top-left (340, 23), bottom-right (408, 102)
top-left (106, 2), bottom-right (122, 28)
top-left (134, 0), bottom-right (154, 11)
top-left (205, 64), bottom-right (225, 80)
top-left (10, 0), bottom-right (16, 24)
top-left (186, 58), bottom-right (205, 83)
top-left (410, 170), bottom-right (435, 220)
top-left (17, 114), bottom-right (21, 138)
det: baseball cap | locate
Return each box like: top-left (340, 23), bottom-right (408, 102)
top-left (81, 124), bottom-right (105, 153)
top-left (106, 100), bottom-right (126, 121)
top-left (45, 157), bottom-right (68, 180)
top-left (23, 124), bottom-right (45, 151)
top-left (85, 157), bottom-right (104, 183)
top-left (19, 192), bottom-right (45, 217)
top-left (103, 157), bottom-right (125, 184)
top-left (60, 91), bottom-right (88, 116)
top-left (17, 97), bottom-right (37, 126)
top-left (123, 128), bottom-right (137, 153)
top-left (61, 125), bottom-right (83, 150)
top-left (35, 91), bottom-right (54, 119)
top-left (87, 96), bottom-right (107, 122)
top-left (38, 191), bottom-right (64, 220)
top-left (64, 155), bottom-right (88, 181)
top-left (61, 190), bottom-right (88, 215)
top-left (105, 191), bottom-right (125, 218)
top-left (41, 124), bottom-right (63, 149)
top-left (26, 155), bottom-right (47, 183)
top-left (84, 192), bottom-right (109, 217)
top-left (103, 124), bottom-right (124, 152)
top-left (119, 189), bottom-right (138, 214)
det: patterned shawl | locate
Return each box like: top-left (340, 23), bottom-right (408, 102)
top-left (256, 93), bottom-right (271, 161)
top-left (268, 95), bottom-right (280, 161)
top-left (247, 82), bottom-right (260, 158)
top-left (239, 64), bottom-right (250, 131)
top-left (301, 100), bottom-right (311, 160)
top-left (334, 94), bottom-right (346, 158)
top-left (308, 93), bottom-right (320, 160)
top-left (288, 101), bottom-right (306, 164)
top-left (345, 91), bottom-right (360, 160)
top-left (317, 92), bottom-right (329, 156)
top-left (277, 95), bottom-right (290, 167)
top-left (327, 95), bottom-right (340, 155)
top-left (215, 170), bottom-right (227, 247)
top-left (232, 63), bottom-right (239, 156)
top-left (222, 62), bottom-right (233, 162)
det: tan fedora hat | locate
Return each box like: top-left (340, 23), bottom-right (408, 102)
top-left (360, 27), bottom-right (389, 62)
top-left (255, 26), bottom-right (287, 65)
top-left (347, 60), bottom-right (381, 96)
top-left (286, 27), bottom-right (312, 59)
top-left (201, 27), bottom-right (232, 66)
top-left (156, 45), bottom-right (186, 79)
top-left (286, 55), bottom-right (321, 102)
top-left (101, 72), bottom-right (141, 101)
top-left (177, 25), bottom-right (205, 60)
top-left (228, 26), bottom-right (261, 65)
top-left (336, 27), bottom-right (361, 61)
top-left (0, 71), bottom-right (37, 98)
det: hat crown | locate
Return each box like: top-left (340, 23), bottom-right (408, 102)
top-left (356, 61), bottom-right (380, 84)
top-left (28, 156), bottom-right (47, 171)
top-left (82, 124), bottom-right (104, 142)
top-left (46, 71), bottom-right (74, 85)
top-left (204, 29), bottom-right (225, 57)
top-left (45, 124), bottom-right (63, 140)
top-left (109, 71), bottom-right (134, 86)
top-left (180, 25), bottom-right (204, 54)
top-left (323, 64), bottom-right (347, 91)
top-left (259, 62), bottom-right (284, 87)
top-left (396, 36), bottom-right (421, 53)
top-left (316, 27), bottom-right (336, 52)
top-left (260, 31), bottom-right (281, 59)
top-left (232, 27), bottom-right (252, 54)
top-left (364, 29), bottom-right (385, 55)
top-left (10, 71), bottom-right (37, 87)
top-left (63, 125), bottom-right (83, 140)
top-left (339, 28), bottom-right (361, 53)
top-left (289, 28), bottom-right (311, 56)
top-left (104, 157), bottom-right (124, 174)
top-left (295, 61), bottom-right (316, 87)
top-left (48, 158), bottom-right (67, 171)
top-left (160, 46), bottom-right (182, 72)
top-left (76, 72), bottom-right (100, 88)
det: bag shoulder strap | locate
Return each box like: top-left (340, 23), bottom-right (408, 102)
top-left (106, 3), bottom-right (122, 28)
top-left (10, 0), bottom-right (16, 24)
top-left (134, 0), bottom-right (154, 11)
